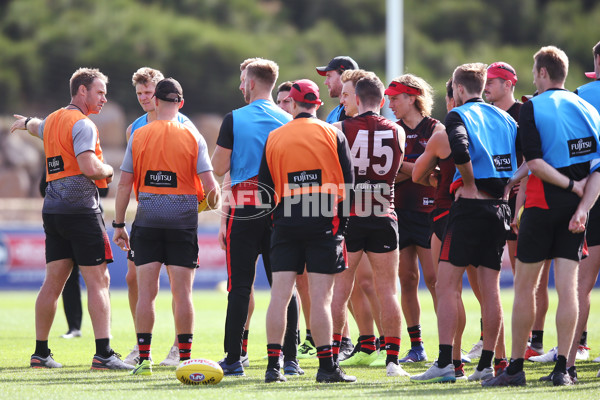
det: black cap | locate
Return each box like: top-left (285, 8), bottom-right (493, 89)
top-left (316, 56), bottom-right (359, 76)
top-left (154, 78), bottom-right (183, 102)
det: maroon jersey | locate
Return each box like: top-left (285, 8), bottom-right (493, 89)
top-left (435, 155), bottom-right (455, 210)
top-left (342, 112), bottom-right (403, 216)
top-left (394, 116), bottom-right (438, 212)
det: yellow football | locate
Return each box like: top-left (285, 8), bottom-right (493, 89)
top-left (176, 358), bottom-right (224, 385)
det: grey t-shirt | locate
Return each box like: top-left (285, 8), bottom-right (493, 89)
top-left (120, 120), bottom-right (213, 229)
top-left (40, 118), bottom-right (102, 214)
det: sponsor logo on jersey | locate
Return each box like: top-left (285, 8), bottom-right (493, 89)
top-left (492, 154), bottom-right (512, 172)
top-left (47, 156), bottom-right (65, 174)
top-left (287, 169), bottom-right (322, 187)
top-left (422, 197), bottom-right (435, 206)
top-left (144, 170), bottom-right (177, 188)
top-left (355, 180), bottom-right (388, 192)
top-left (568, 137), bottom-right (596, 157)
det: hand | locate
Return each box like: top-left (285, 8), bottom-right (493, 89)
top-left (10, 114), bottom-right (27, 133)
top-left (568, 208), bottom-right (587, 233)
top-left (454, 183), bottom-right (480, 200)
top-left (112, 227), bottom-right (130, 251)
top-left (217, 222), bottom-right (227, 251)
top-left (428, 171), bottom-right (439, 187)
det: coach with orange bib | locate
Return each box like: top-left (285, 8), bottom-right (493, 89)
top-left (11, 68), bottom-right (131, 371)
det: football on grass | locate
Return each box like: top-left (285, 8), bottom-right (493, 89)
top-left (176, 358), bottom-right (224, 385)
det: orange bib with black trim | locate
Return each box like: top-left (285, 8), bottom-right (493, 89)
top-left (265, 117), bottom-right (345, 205)
top-left (43, 108), bottom-right (107, 188)
top-left (131, 120), bottom-right (205, 201)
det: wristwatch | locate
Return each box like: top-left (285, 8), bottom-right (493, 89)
top-left (112, 220), bottom-right (126, 228)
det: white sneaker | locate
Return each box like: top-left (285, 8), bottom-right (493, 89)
top-left (241, 354), bottom-right (250, 368)
top-left (410, 361), bottom-right (456, 383)
top-left (386, 362), bottom-right (410, 377)
top-left (576, 345), bottom-right (590, 361)
top-left (467, 366), bottom-right (494, 381)
top-left (593, 354), bottom-right (600, 363)
top-left (124, 345), bottom-right (140, 366)
top-left (529, 346), bottom-right (557, 362)
top-left (466, 340), bottom-right (483, 360)
top-left (159, 345), bottom-right (180, 366)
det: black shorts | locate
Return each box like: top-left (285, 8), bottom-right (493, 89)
top-left (130, 226), bottom-right (199, 268)
top-left (270, 226), bottom-right (346, 275)
top-left (397, 209), bottom-right (431, 249)
top-left (506, 195), bottom-right (518, 241)
top-left (431, 208), bottom-right (450, 241)
top-left (345, 214), bottom-right (398, 253)
top-left (43, 212), bottom-right (113, 266)
top-left (586, 202), bottom-right (600, 247)
top-left (517, 206), bottom-right (585, 263)
top-left (439, 198), bottom-right (510, 271)
top-left (127, 222), bottom-right (136, 262)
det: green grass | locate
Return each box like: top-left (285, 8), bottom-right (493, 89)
top-left (1, 288), bottom-right (599, 399)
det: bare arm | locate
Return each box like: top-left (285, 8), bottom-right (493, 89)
top-left (504, 162), bottom-right (530, 200)
top-left (198, 170), bottom-right (221, 210)
top-left (10, 114), bottom-right (42, 138)
top-left (76, 151), bottom-right (113, 181)
top-left (211, 145), bottom-right (232, 177)
top-left (217, 172), bottom-right (231, 250)
top-left (413, 125), bottom-right (449, 186)
top-left (527, 158), bottom-right (585, 197)
top-left (112, 171), bottom-right (133, 251)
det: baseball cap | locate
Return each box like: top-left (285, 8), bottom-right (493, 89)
top-left (384, 81), bottom-right (421, 96)
top-left (487, 62), bottom-right (518, 85)
top-left (585, 71), bottom-right (597, 79)
top-left (154, 78), bottom-right (183, 102)
top-left (316, 56), bottom-right (359, 76)
top-left (286, 79), bottom-right (323, 105)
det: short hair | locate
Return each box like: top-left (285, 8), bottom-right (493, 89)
top-left (70, 68), bottom-right (108, 97)
top-left (240, 57), bottom-right (263, 72)
top-left (294, 101), bottom-right (318, 111)
top-left (390, 73), bottom-right (434, 117)
top-left (452, 63), bottom-right (487, 97)
top-left (131, 67), bottom-right (164, 87)
top-left (534, 46), bottom-right (569, 83)
top-left (355, 75), bottom-right (384, 108)
top-left (593, 41), bottom-right (600, 57)
top-left (245, 59), bottom-right (279, 87)
top-left (341, 69), bottom-right (373, 87)
top-left (446, 78), bottom-right (453, 99)
top-left (277, 81), bottom-right (293, 95)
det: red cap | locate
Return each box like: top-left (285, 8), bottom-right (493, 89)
top-left (286, 79), bottom-right (323, 105)
top-left (487, 62), bottom-right (518, 85)
top-left (384, 81), bottom-right (421, 96)
top-left (585, 72), bottom-right (597, 79)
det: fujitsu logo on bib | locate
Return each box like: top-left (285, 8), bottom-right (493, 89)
top-left (144, 170), bottom-right (177, 188)
top-left (568, 137), bottom-right (596, 157)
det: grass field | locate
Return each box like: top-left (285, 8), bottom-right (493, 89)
top-left (1, 288), bottom-right (600, 399)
